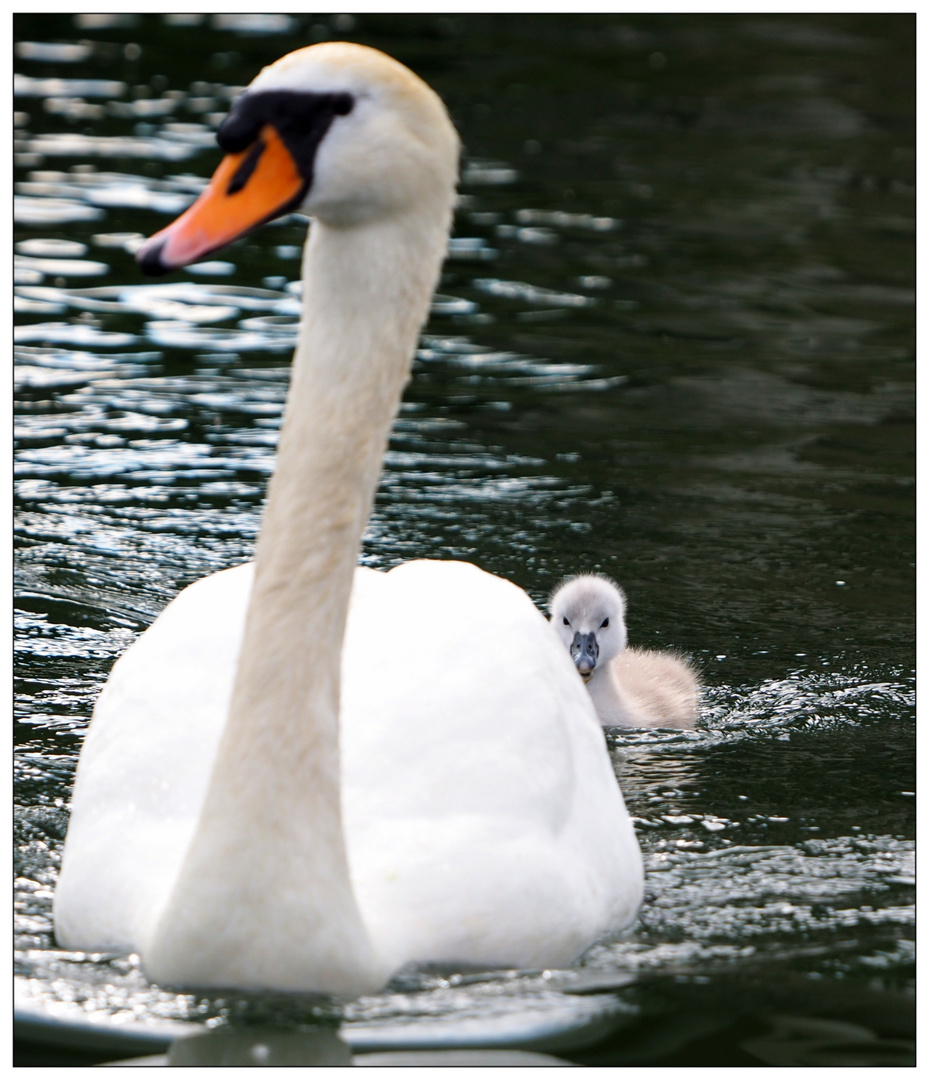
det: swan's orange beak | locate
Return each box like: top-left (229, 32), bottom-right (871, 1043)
top-left (136, 124), bottom-right (306, 275)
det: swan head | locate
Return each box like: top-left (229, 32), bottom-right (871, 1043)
top-left (549, 575), bottom-right (628, 681)
top-left (137, 42), bottom-right (460, 274)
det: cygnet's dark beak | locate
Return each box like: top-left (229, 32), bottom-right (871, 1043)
top-left (571, 631), bottom-right (599, 682)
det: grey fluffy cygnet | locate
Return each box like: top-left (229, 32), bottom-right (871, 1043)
top-left (549, 574), bottom-right (699, 729)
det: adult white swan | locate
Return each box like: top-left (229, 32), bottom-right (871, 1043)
top-left (53, 42), bottom-right (643, 997)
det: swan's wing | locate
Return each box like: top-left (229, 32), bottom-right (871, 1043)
top-left (54, 564), bottom-right (255, 952)
top-left (53, 563), bottom-right (385, 953)
top-left (340, 560), bottom-right (643, 971)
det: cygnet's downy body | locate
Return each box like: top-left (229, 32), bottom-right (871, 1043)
top-left (549, 575), bottom-right (699, 729)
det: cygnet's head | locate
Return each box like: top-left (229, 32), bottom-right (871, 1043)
top-left (549, 575), bottom-right (628, 681)
top-left (136, 42), bottom-right (460, 273)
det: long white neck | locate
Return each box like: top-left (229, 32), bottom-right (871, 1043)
top-left (145, 205), bottom-right (450, 994)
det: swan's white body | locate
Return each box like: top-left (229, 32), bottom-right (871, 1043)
top-left (550, 575), bottom-right (699, 729)
top-left (56, 560), bottom-right (638, 986)
top-left (54, 43), bottom-right (643, 996)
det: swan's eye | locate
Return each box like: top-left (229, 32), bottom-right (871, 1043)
top-left (563, 617), bottom-right (570, 626)
top-left (601, 618), bottom-right (610, 629)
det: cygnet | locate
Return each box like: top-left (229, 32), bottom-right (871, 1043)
top-left (549, 574), bottom-right (699, 729)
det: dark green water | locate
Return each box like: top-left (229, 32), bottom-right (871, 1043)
top-left (14, 13), bottom-right (914, 1066)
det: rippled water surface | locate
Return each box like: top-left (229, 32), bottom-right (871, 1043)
top-left (14, 13), bottom-right (914, 1066)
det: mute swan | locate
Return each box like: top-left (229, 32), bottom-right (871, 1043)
top-left (53, 43), bottom-right (643, 997)
top-left (549, 575), bottom-right (700, 729)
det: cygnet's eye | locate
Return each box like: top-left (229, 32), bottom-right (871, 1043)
top-left (563, 617), bottom-right (570, 626)
top-left (601, 618), bottom-right (610, 629)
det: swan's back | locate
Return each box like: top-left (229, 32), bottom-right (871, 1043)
top-left (341, 560), bottom-right (642, 969)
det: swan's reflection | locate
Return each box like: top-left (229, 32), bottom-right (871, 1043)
top-left (167, 1024), bottom-right (351, 1066)
top-left (114, 1023), bottom-right (571, 1066)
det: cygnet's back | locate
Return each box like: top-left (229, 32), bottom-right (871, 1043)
top-left (549, 574), bottom-right (699, 729)
top-left (613, 647), bottom-right (699, 729)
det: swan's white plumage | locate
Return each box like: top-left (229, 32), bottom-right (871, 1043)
top-left (56, 561), bottom-right (641, 975)
top-left (341, 561), bottom-right (639, 972)
top-left (52, 564), bottom-right (252, 954)
top-left (53, 42), bottom-right (643, 995)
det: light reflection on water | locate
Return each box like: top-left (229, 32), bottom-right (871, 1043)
top-left (14, 11), bottom-right (913, 1066)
